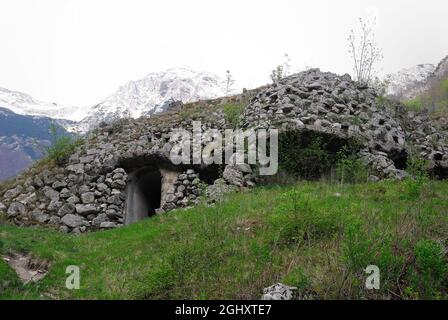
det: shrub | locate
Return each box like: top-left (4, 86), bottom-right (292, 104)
top-left (403, 155), bottom-right (429, 199)
top-left (404, 98), bottom-right (424, 112)
top-left (282, 266), bottom-right (310, 291)
top-left (278, 131), bottom-right (364, 182)
top-left (408, 240), bottom-right (448, 298)
top-left (278, 133), bottom-right (331, 180)
top-left (342, 220), bottom-right (405, 288)
top-left (336, 145), bottom-right (369, 184)
top-left (272, 189), bottom-right (342, 245)
top-left (46, 124), bottom-right (79, 166)
top-left (223, 103), bottom-right (245, 128)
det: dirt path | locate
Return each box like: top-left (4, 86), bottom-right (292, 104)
top-left (2, 252), bottom-right (49, 283)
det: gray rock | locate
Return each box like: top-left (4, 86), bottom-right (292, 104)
top-left (49, 216), bottom-right (61, 224)
top-left (236, 163), bottom-right (252, 174)
top-left (44, 188), bottom-right (60, 201)
top-left (107, 195), bottom-right (122, 205)
top-left (206, 179), bottom-right (238, 203)
top-left (59, 188), bottom-right (73, 199)
top-left (58, 203), bottom-right (76, 217)
top-left (165, 194), bottom-right (176, 203)
top-left (59, 225), bottom-right (69, 233)
top-left (7, 202), bottom-right (26, 217)
top-left (66, 164), bottom-right (84, 174)
top-left (52, 181), bottom-right (67, 191)
top-left (92, 213), bottom-right (108, 226)
top-left (31, 210), bottom-right (49, 223)
top-left (47, 199), bottom-right (63, 212)
top-left (4, 186), bottom-right (24, 200)
top-left (81, 192), bottom-right (95, 204)
top-left (61, 214), bottom-right (86, 228)
top-left (96, 183), bottom-right (109, 192)
top-left (261, 283), bottom-right (297, 300)
top-left (67, 196), bottom-right (80, 204)
top-left (79, 185), bottom-right (90, 194)
top-left (105, 209), bottom-right (119, 219)
top-left (80, 155), bottom-right (95, 164)
top-left (19, 193), bottom-right (37, 205)
top-left (111, 180), bottom-right (126, 189)
top-left (33, 177), bottom-right (44, 188)
top-left (100, 222), bottom-right (117, 229)
top-left (223, 165), bottom-right (244, 187)
top-left (75, 204), bottom-right (99, 216)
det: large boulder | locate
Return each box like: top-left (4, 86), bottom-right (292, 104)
top-left (3, 186), bottom-right (24, 200)
top-left (223, 165), bottom-right (244, 187)
top-left (75, 204), bottom-right (99, 216)
top-left (61, 214), bottom-right (87, 228)
top-left (7, 202), bottom-right (26, 217)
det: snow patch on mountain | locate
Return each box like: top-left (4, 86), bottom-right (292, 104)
top-left (386, 64), bottom-right (435, 100)
top-left (76, 67), bottom-right (226, 133)
top-left (0, 87), bottom-right (87, 122)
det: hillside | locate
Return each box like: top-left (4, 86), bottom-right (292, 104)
top-left (0, 107), bottom-right (70, 181)
top-left (0, 69), bottom-right (447, 300)
top-left (1, 180), bottom-right (448, 300)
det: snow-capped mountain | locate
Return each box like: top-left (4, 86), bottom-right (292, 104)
top-left (386, 64), bottom-right (436, 100)
top-left (386, 55), bottom-right (448, 101)
top-left (76, 67), bottom-right (226, 133)
top-left (0, 87), bottom-right (87, 122)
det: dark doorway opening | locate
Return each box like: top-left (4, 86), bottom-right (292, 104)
top-left (125, 167), bottom-right (162, 225)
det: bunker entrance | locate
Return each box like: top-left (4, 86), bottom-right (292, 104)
top-left (125, 167), bottom-right (162, 225)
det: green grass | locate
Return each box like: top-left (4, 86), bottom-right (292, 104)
top-left (403, 77), bottom-right (448, 115)
top-left (404, 98), bottom-right (424, 112)
top-left (1, 180), bottom-right (448, 300)
top-left (223, 103), bottom-right (245, 128)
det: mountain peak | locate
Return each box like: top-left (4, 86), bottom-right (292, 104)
top-left (386, 64), bottom-right (435, 100)
top-left (77, 68), bottom-right (226, 133)
top-left (0, 86), bottom-right (86, 122)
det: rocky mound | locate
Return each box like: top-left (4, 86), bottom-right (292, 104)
top-left (0, 69), bottom-right (447, 234)
top-left (242, 69), bottom-right (448, 179)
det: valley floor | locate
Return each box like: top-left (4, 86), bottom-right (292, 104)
top-left (1, 180), bottom-right (448, 300)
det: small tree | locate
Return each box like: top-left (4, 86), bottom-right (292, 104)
top-left (46, 123), bottom-right (78, 166)
top-left (283, 53), bottom-right (291, 77)
top-left (225, 70), bottom-right (235, 97)
top-left (348, 17), bottom-right (383, 85)
top-left (271, 65), bottom-right (284, 84)
top-left (271, 53), bottom-right (291, 83)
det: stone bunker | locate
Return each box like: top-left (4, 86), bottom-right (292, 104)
top-left (1, 69), bottom-right (447, 234)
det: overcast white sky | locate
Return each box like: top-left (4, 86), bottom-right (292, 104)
top-left (0, 0), bottom-right (447, 107)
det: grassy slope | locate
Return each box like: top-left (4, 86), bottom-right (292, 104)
top-left (1, 180), bottom-right (448, 300)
